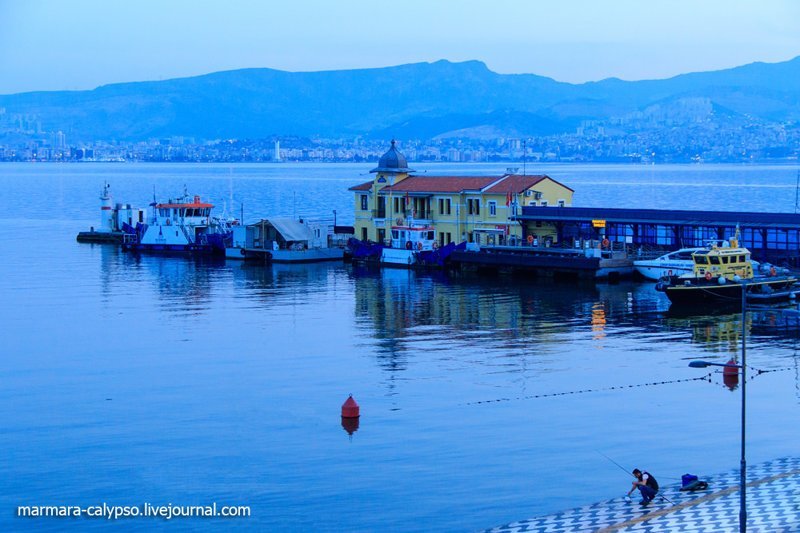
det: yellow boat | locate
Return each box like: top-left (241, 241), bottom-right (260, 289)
top-left (656, 232), bottom-right (797, 307)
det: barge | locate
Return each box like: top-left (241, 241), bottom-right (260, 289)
top-left (226, 217), bottom-right (344, 263)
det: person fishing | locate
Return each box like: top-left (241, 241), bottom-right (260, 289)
top-left (627, 468), bottom-right (659, 506)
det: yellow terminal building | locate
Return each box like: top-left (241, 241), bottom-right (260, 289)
top-left (349, 141), bottom-right (574, 246)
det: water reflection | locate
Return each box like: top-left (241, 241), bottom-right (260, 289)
top-left (351, 270), bottom-right (672, 368)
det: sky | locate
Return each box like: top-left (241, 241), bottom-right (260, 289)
top-left (1, 0), bottom-right (799, 95)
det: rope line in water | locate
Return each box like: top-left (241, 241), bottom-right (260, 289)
top-left (467, 365), bottom-right (796, 405)
top-left (467, 374), bottom-right (713, 405)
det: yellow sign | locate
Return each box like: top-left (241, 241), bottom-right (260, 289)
top-left (592, 219), bottom-right (606, 228)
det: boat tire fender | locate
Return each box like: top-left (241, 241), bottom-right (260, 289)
top-left (405, 241), bottom-right (412, 250)
top-left (705, 271), bottom-right (712, 281)
top-left (417, 242), bottom-right (422, 251)
top-left (602, 238), bottom-right (610, 248)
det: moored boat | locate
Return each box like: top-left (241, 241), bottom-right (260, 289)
top-left (347, 222), bottom-right (463, 268)
top-left (225, 217), bottom-right (345, 263)
top-left (122, 189), bottom-right (234, 255)
top-left (633, 247), bottom-right (707, 281)
top-left (655, 233), bottom-right (797, 307)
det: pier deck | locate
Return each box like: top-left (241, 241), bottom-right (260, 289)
top-left (449, 245), bottom-right (634, 280)
top-left (485, 456), bottom-right (800, 532)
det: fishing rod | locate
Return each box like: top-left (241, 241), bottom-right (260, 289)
top-left (597, 450), bottom-right (635, 478)
top-left (596, 451), bottom-right (675, 505)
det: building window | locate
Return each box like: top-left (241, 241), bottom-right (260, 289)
top-left (361, 227), bottom-right (368, 241)
top-left (468, 199), bottom-right (480, 215)
top-left (557, 200), bottom-right (565, 207)
top-left (541, 201), bottom-right (548, 207)
top-left (439, 198), bottom-right (452, 215)
top-left (488, 201), bottom-right (497, 217)
top-left (360, 195), bottom-right (368, 211)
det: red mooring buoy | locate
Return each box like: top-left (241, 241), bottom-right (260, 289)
top-left (341, 394), bottom-right (360, 418)
top-left (723, 359), bottom-right (739, 390)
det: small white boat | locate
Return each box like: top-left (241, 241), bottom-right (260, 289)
top-left (633, 248), bottom-right (706, 281)
top-left (380, 224), bottom-right (438, 267)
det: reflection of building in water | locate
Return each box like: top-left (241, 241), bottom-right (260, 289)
top-left (749, 308), bottom-right (800, 339)
top-left (352, 269), bottom-right (612, 372)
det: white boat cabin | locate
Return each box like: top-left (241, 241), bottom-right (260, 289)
top-left (152, 196), bottom-right (214, 227)
top-left (390, 226), bottom-right (436, 251)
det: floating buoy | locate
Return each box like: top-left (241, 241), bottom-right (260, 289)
top-left (341, 394), bottom-right (360, 418)
top-left (723, 359), bottom-right (739, 391)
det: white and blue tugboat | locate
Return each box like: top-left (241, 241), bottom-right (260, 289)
top-left (123, 189), bottom-right (235, 255)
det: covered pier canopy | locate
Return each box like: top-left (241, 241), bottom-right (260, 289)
top-left (518, 206), bottom-right (800, 264)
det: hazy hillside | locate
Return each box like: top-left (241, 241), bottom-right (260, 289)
top-left (1, 57), bottom-right (798, 141)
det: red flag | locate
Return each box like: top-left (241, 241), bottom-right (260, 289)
top-left (506, 192), bottom-right (512, 206)
top-left (405, 191), bottom-right (410, 207)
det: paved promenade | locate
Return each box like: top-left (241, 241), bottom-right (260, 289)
top-left (486, 457), bottom-right (800, 532)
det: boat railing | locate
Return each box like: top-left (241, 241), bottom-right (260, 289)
top-left (633, 249), bottom-right (669, 260)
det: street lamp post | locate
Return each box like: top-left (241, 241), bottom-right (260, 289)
top-left (689, 281), bottom-right (747, 532)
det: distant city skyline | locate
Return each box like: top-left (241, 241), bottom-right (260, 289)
top-left (1, 0), bottom-right (799, 94)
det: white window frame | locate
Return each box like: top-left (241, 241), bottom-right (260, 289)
top-left (488, 200), bottom-right (497, 217)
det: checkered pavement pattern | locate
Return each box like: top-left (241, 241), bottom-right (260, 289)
top-left (484, 457), bottom-right (800, 532)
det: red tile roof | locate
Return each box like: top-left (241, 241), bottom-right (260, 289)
top-left (484, 175), bottom-right (545, 194)
top-left (349, 181), bottom-right (373, 191)
top-left (484, 174), bottom-right (574, 194)
top-left (349, 174), bottom-right (574, 194)
top-left (380, 176), bottom-right (498, 193)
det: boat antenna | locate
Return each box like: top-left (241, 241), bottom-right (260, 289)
top-left (794, 170), bottom-right (799, 214)
top-left (522, 139), bottom-right (527, 176)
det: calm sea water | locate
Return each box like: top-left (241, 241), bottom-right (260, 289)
top-left (1, 162), bottom-right (799, 532)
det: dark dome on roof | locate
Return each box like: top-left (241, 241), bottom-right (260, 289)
top-left (370, 140), bottom-right (415, 173)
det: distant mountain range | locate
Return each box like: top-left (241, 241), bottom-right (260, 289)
top-left (2, 57), bottom-right (799, 141)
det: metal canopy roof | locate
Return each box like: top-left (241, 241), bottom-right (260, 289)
top-left (249, 217), bottom-right (314, 242)
top-left (519, 206), bottom-right (800, 228)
